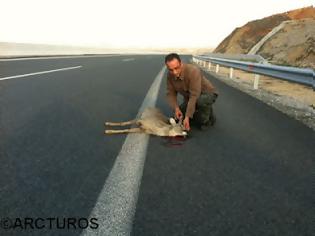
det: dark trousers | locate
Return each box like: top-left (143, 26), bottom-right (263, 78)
top-left (180, 92), bottom-right (217, 126)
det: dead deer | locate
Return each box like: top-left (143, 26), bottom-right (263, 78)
top-left (104, 107), bottom-right (187, 137)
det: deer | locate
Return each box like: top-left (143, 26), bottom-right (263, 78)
top-left (104, 107), bottom-right (188, 137)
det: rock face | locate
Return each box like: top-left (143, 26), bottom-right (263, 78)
top-left (258, 19), bottom-right (315, 69)
top-left (213, 6), bottom-right (315, 69)
top-left (214, 14), bottom-right (290, 54)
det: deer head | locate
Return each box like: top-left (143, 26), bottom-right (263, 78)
top-left (168, 117), bottom-right (187, 137)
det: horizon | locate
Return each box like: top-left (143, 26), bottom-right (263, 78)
top-left (0, 1), bottom-right (314, 49)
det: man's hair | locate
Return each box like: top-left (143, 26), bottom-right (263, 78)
top-left (164, 53), bottom-right (181, 64)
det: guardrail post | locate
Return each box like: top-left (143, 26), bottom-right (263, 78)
top-left (254, 74), bottom-right (260, 89)
top-left (196, 55), bottom-right (313, 88)
top-left (229, 68), bottom-right (234, 79)
top-left (216, 64), bottom-right (220, 74)
top-left (208, 62), bottom-right (212, 71)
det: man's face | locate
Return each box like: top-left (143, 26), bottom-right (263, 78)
top-left (166, 59), bottom-right (182, 78)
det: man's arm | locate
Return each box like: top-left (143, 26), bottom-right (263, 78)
top-left (185, 68), bottom-right (202, 119)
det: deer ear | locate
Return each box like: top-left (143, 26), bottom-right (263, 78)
top-left (169, 118), bottom-right (176, 126)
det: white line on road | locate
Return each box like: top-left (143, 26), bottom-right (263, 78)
top-left (82, 66), bottom-right (166, 236)
top-left (0, 54), bottom-right (125, 62)
top-left (122, 58), bottom-right (135, 62)
top-left (0, 66), bottom-right (82, 81)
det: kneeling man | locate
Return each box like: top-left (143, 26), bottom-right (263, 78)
top-left (165, 53), bottom-right (218, 131)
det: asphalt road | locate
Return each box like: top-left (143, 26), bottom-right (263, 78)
top-left (0, 55), bottom-right (314, 236)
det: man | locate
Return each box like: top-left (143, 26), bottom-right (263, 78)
top-left (165, 53), bottom-right (218, 131)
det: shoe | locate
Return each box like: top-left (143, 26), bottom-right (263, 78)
top-left (199, 121), bottom-right (211, 131)
top-left (209, 114), bottom-right (216, 126)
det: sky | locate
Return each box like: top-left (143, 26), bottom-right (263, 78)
top-left (0, 0), bottom-right (314, 49)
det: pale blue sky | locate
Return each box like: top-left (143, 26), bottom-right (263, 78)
top-left (0, 0), bottom-right (313, 48)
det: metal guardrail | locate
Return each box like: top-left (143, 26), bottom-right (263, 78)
top-left (193, 55), bottom-right (315, 90)
top-left (198, 53), bottom-right (267, 64)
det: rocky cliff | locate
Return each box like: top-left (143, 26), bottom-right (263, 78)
top-left (213, 6), bottom-right (315, 69)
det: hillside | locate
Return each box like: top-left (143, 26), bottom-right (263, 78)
top-left (258, 19), bottom-right (315, 69)
top-left (213, 6), bottom-right (315, 68)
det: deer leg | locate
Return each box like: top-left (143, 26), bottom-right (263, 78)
top-left (105, 127), bottom-right (142, 134)
top-left (105, 119), bottom-right (137, 126)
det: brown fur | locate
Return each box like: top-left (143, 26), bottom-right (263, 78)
top-left (105, 107), bottom-right (187, 137)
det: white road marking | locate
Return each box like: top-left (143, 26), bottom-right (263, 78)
top-left (0, 54), bottom-right (124, 62)
top-left (122, 58), bottom-right (135, 62)
top-left (82, 66), bottom-right (166, 236)
top-left (0, 66), bottom-right (82, 81)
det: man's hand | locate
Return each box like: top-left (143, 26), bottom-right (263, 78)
top-left (183, 117), bottom-right (190, 131)
top-left (175, 107), bottom-right (183, 120)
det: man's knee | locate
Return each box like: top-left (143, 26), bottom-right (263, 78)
top-left (199, 92), bottom-right (217, 106)
top-left (196, 93), bottom-right (213, 110)
top-left (194, 93), bottom-right (217, 125)
top-left (210, 92), bottom-right (218, 104)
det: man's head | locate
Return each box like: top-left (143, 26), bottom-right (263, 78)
top-left (165, 53), bottom-right (182, 79)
